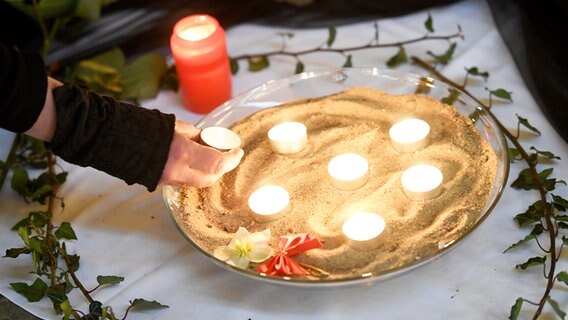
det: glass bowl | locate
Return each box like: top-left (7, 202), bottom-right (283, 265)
top-left (163, 68), bottom-right (509, 287)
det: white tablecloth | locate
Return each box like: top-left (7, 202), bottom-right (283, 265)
top-left (1, 0), bottom-right (567, 319)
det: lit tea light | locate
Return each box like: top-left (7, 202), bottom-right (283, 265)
top-left (401, 164), bottom-right (444, 200)
top-left (389, 118), bottom-right (430, 152)
top-left (268, 122), bottom-right (308, 154)
top-left (248, 185), bottom-right (290, 223)
top-left (327, 153), bottom-right (369, 190)
top-left (200, 127), bottom-right (241, 151)
top-left (342, 212), bottom-right (386, 250)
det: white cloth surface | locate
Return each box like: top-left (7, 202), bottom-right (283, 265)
top-left (1, 0), bottom-right (567, 319)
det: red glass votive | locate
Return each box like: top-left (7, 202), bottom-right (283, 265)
top-left (170, 15), bottom-right (232, 114)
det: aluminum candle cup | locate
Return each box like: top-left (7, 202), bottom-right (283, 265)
top-left (268, 122), bottom-right (308, 154)
top-left (389, 118), bottom-right (430, 152)
top-left (342, 212), bottom-right (386, 250)
top-left (401, 164), bottom-right (444, 200)
top-left (248, 185), bottom-right (290, 223)
top-left (200, 127), bottom-right (241, 151)
top-left (327, 153), bottom-right (369, 190)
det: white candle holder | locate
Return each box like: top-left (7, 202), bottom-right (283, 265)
top-left (389, 118), bottom-right (430, 153)
top-left (342, 212), bottom-right (386, 250)
top-left (248, 185), bottom-right (290, 223)
top-left (327, 153), bottom-right (369, 190)
top-left (200, 127), bottom-right (241, 151)
top-left (268, 122), bottom-right (308, 154)
top-left (401, 164), bottom-right (444, 200)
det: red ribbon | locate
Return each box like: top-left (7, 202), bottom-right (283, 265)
top-left (257, 234), bottom-right (322, 276)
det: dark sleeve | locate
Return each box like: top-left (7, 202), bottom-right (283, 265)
top-left (0, 42), bottom-right (47, 133)
top-left (50, 84), bottom-right (175, 192)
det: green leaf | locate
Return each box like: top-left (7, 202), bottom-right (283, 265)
top-left (89, 301), bottom-right (103, 317)
top-left (295, 61), bottom-right (305, 74)
top-left (10, 278), bottom-right (47, 302)
top-left (11, 217), bottom-right (30, 231)
top-left (552, 194), bottom-right (568, 211)
top-left (342, 55), bottom-right (353, 68)
top-left (557, 271), bottom-right (568, 286)
top-left (441, 88), bottom-right (461, 105)
top-left (119, 53), bottom-right (168, 100)
top-left (75, 47), bottom-right (125, 94)
top-left (465, 67), bottom-right (489, 81)
top-left (503, 224), bottom-right (543, 252)
top-left (66, 254), bottom-right (80, 272)
top-left (511, 168), bottom-right (554, 190)
top-left (326, 26), bottom-right (337, 48)
top-left (129, 298), bottom-right (169, 311)
top-left (56, 172), bottom-right (68, 185)
top-left (75, 0), bottom-right (102, 20)
top-left (490, 88), bottom-right (513, 101)
top-left (31, 185), bottom-right (53, 204)
top-left (509, 297), bottom-right (523, 320)
top-left (229, 58), bottom-right (239, 75)
top-left (247, 56), bottom-right (269, 72)
top-left (424, 12), bottom-right (434, 33)
top-left (426, 42), bottom-right (457, 65)
top-left (55, 222), bottom-right (77, 240)
top-left (508, 148), bottom-right (520, 163)
top-left (45, 285), bottom-right (67, 314)
top-left (4, 247), bottom-right (32, 258)
top-left (548, 297), bottom-right (566, 319)
top-left (386, 46), bottom-right (407, 68)
top-left (11, 166), bottom-right (29, 198)
top-left (89, 47), bottom-right (125, 70)
top-left (530, 146), bottom-right (560, 160)
top-left (415, 77), bottom-right (433, 94)
top-left (17, 226), bottom-right (30, 245)
top-left (515, 256), bottom-right (546, 270)
top-left (96, 275), bottom-right (125, 286)
top-left (28, 237), bottom-right (44, 253)
top-left (60, 299), bottom-right (72, 320)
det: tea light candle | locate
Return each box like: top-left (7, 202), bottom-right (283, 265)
top-left (268, 122), bottom-right (308, 154)
top-left (200, 127), bottom-right (241, 151)
top-left (389, 118), bottom-right (430, 152)
top-left (248, 185), bottom-right (290, 223)
top-left (327, 153), bottom-right (369, 190)
top-left (170, 14), bottom-right (231, 114)
top-left (342, 212), bottom-right (386, 250)
top-left (401, 164), bottom-right (444, 200)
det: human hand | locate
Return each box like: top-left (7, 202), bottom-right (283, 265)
top-left (159, 120), bottom-right (244, 187)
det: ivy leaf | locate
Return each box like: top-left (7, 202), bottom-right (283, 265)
top-left (326, 26), bottom-right (337, 48)
top-left (229, 58), bottom-right (239, 75)
top-left (511, 168), bottom-right (554, 190)
top-left (503, 224), bottom-right (543, 252)
top-left (426, 42), bottom-right (457, 65)
top-left (517, 115), bottom-right (542, 135)
top-left (552, 194), bottom-right (568, 211)
top-left (4, 247), bottom-right (32, 258)
top-left (247, 56), bottom-right (269, 72)
top-left (96, 275), bottom-right (125, 286)
top-left (295, 61), bottom-right (305, 74)
top-left (548, 297), bottom-right (566, 319)
top-left (89, 301), bottom-right (103, 317)
top-left (441, 88), bottom-right (461, 105)
top-left (386, 46), bottom-right (407, 68)
top-left (46, 284), bottom-right (67, 314)
top-left (129, 298), bottom-right (169, 311)
top-left (343, 55), bottom-right (353, 68)
top-left (490, 88), bottom-right (513, 101)
top-left (17, 226), bottom-right (30, 246)
top-left (119, 53), bottom-right (168, 100)
top-left (73, 48), bottom-right (124, 93)
top-left (10, 278), bottom-right (47, 302)
top-left (55, 222), bottom-right (77, 240)
top-left (515, 256), bottom-right (546, 270)
top-left (424, 12), bottom-right (434, 33)
top-left (465, 67), bottom-right (489, 81)
top-left (557, 271), bottom-right (568, 286)
top-left (508, 148), bottom-right (520, 163)
top-left (28, 237), bottom-right (44, 253)
top-left (60, 299), bottom-right (72, 320)
top-left (75, 0), bottom-right (102, 21)
top-left (66, 254), bottom-right (80, 272)
top-left (530, 146), bottom-right (560, 160)
top-left (509, 297), bottom-right (523, 320)
top-left (11, 166), bottom-right (30, 200)
top-left (31, 185), bottom-right (53, 204)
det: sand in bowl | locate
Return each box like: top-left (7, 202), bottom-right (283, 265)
top-left (177, 87), bottom-right (498, 280)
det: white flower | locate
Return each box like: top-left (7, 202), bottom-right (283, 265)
top-left (213, 227), bottom-right (274, 269)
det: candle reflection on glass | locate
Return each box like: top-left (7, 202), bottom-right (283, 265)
top-left (200, 127), bottom-right (241, 151)
top-left (248, 185), bottom-right (290, 223)
top-left (342, 212), bottom-right (386, 250)
top-left (389, 118), bottom-right (430, 152)
top-left (327, 153), bottom-right (369, 190)
top-left (401, 164), bottom-right (444, 200)
top-left (268, 122), bottom-right (308, 154)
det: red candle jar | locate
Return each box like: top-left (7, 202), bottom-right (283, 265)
top-left (170, 15), bottom-right (232, 114)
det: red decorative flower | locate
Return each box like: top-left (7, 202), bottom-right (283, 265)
top-left (257, 233), bottom-right (322, 276)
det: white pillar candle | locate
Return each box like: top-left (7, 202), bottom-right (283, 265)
top-left (401, 164), bottom-right (444, 200)
top-left (342, 212), bottom-right (386, 250)
top-left (389, 118), bottom-right (430, 152)
top-left (268, 122), bottom-right (308, 154)
top-left (200, 127), bottom-right (241, 151)
top-left (327, 153), bottom-right (369, 190)
top-left (248, 185), bottom-right (290, 223)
